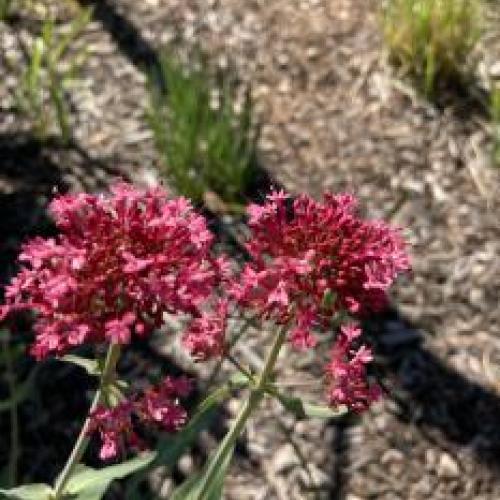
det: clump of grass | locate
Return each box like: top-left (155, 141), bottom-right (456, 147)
top-left (491, 83), bottom-right (500, 166)
top-left (16, 6), bottom-right (91, 143)
top-left (382, 0), bottom-right (482, 97)
top-left (148, 52), bottom-right (258, 207)
top-left (0, 0), bottom-right (13, 19)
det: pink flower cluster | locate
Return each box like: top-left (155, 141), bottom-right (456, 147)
top-left (325, 324), bottom-right (381, 412)
top-left (0, 183), bottom-right (225, 359)
top-left (0, 184), bottom-right (409, 418)
top-left (231, 191), bottom-right (410, 350)
top-left (88, 376), bottom-right (192, 460)
top-left (182, 299), bottom-right (229, 361)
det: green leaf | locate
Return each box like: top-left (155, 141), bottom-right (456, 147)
top-left (170, 444), bottom-right (234, 500)
top-left (302, 402), bottom-right (348, 419)
top-left (0, 483), bottom-right (53, 500)
top-left (62, 452), bottom-right (155, 500)
top-left (156, 374), bottom-right (248, 467)
top-left (60, 355), bottom-right (101, 376)
top-left (169, 474), bottom-right (201, 500)
top-left (52, 7), bottom-right (92, 62)
top-left (155, 374), bottom-right (248, 467)
top-left (271, 389), bottom-right (348, 419)
top-left (125, 376), bottom-right (249, 499)
top-left (125, 396), bottom-right (220, 499)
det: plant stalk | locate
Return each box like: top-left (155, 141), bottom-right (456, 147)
top-left (3, 331), bottom-right (19, 487)
top-left (53, 343), bottom-right (121, 498)
top-left (196, 325), bottom-right (287, 498)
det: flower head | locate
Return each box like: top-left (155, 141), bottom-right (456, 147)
top-left (231, 191), bottom-right (409, 348)
top-left (88, 376), bottom-right (192, 460)
top-left (325, 324), bottom-right (381, 412)
top-left (1, 183), bottom-right (223, 359)
top-left (136, 376), bottom-right (192, 432)
top-left (182, 300), bottom-right (228, 361)
top-left (88, 401), bottom-right (139, 461)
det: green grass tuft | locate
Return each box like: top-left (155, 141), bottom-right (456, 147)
top-left (148, 51), bottom-right (259, 206)
top-left (491, 83), bottom-right (500, 166)
top-left (16, 6), bottom-right (91, 143)
top-left (382, 0), bottom-right (482, 97)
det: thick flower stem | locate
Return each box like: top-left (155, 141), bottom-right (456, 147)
top-left (52, 344), bottom-right (121, 499)
top-left (196, 325), bottom-right (287, 499)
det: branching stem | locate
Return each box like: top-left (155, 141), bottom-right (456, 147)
top-left (53, 344), bottom-right (121, 498)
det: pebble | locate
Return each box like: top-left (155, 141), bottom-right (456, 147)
top-left (410, 476), bottom-right (434, 497)
top-left (489, 61), bottom-right (500, 79)
top-left (469, 288), bottom-right (485, 308)
top-left (272, 443), bottom-right (300, 473)
top-left (425, 449), bottom-right (437, 470)
top-left (299, 464), bottom-right (331, 488)
top-left (178, 453), bottom-right (194, 475)
top-left (437, 453), bottom-right (460, 479)
top-left (345, 494), bottom-right (363, 500)
top-left (381, 449), bottom-right (405, 464)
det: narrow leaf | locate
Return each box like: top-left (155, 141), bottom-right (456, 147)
top-left (60, 355), bottom-right (101, 376)
top-left (125, 376), bottom-right (249, 499)
top-left (271, 388), bottom-right (348, 419)
top-left (302, 402), bottom-right (348, 419)
top-left (63, 452), bottom-right (155, 500)
top-left (0, 483), bottom-right (53, 500)
top-left (170, 444), bottom-right (235, 500)
top-left (151, 375), bottom-right (247, 468)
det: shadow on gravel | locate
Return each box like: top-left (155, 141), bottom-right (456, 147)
top-left (328, 309), bottom-right (500, 497)
top-left (0, 132), bottom-right (120, 281)
top-left (367, 308), bottom-right (500, 470)
top-left (0, 134), bottom-right (66, 282)
top-left (76, 0), bottom-right (166, 92)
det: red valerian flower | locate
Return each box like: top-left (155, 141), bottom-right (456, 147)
top-left (182, 299), bottom-right (228, 361)
top-left (325, 324), bottom-right (381, 412)
top-left (231, 190), bottom-right (410, 349)
top-left (136, 376), bottom-right (192, 431)
top-left (0, 183), bottom-right (224, 359)
top-left (88, 376), bottom-right (192, 460)
top-left (88, 401), bottom-right (140, 461)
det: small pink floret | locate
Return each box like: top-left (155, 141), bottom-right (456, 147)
top-left (182, 300), bottom-right (228, 361)
top-left (88, 376), bottom-right (192, 460)
top-left (325, 324), bottom-right (381, 412)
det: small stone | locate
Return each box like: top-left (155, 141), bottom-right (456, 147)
top-left (381, 449), bottom-right (405, 464)
top-left (437, 453), bottom-right (460, 479)
top-left (306, 46), bottom-right (320, 60)
top-left (410, 476), bottom-right (434, 497)
top-left (469, 288), bottom-right (485, 308)
top-left (425, 449), bottom-right (437, 470)
top-left (227, 397), bottom-right (241, 416)
top-left (489, 61), bottom-right (500, 79)
top-left (278, 78), bottom-right (291, 94)
top-left (178, 454), bottom-right (194, 475)
top-left (272, 443), bottom-right (300, 473)
top-left (346, 494), bottom-right (363, 500)
top-left (159, 478), bottom-right (174, 499)
top-left (308, 464), bottom-right (331, 488)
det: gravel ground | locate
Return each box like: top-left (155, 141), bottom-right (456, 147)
top-left (1, 0), bottom-right (500, 498)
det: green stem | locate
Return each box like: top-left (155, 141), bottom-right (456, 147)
top-left (53, 344), bottom-right (121, 499)
top-left (3, 331), bottom-right (19, 487)
top-left (226, 354), bottom-right (255, 383)
top-left (196, 325), bottom-right (288, 499)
